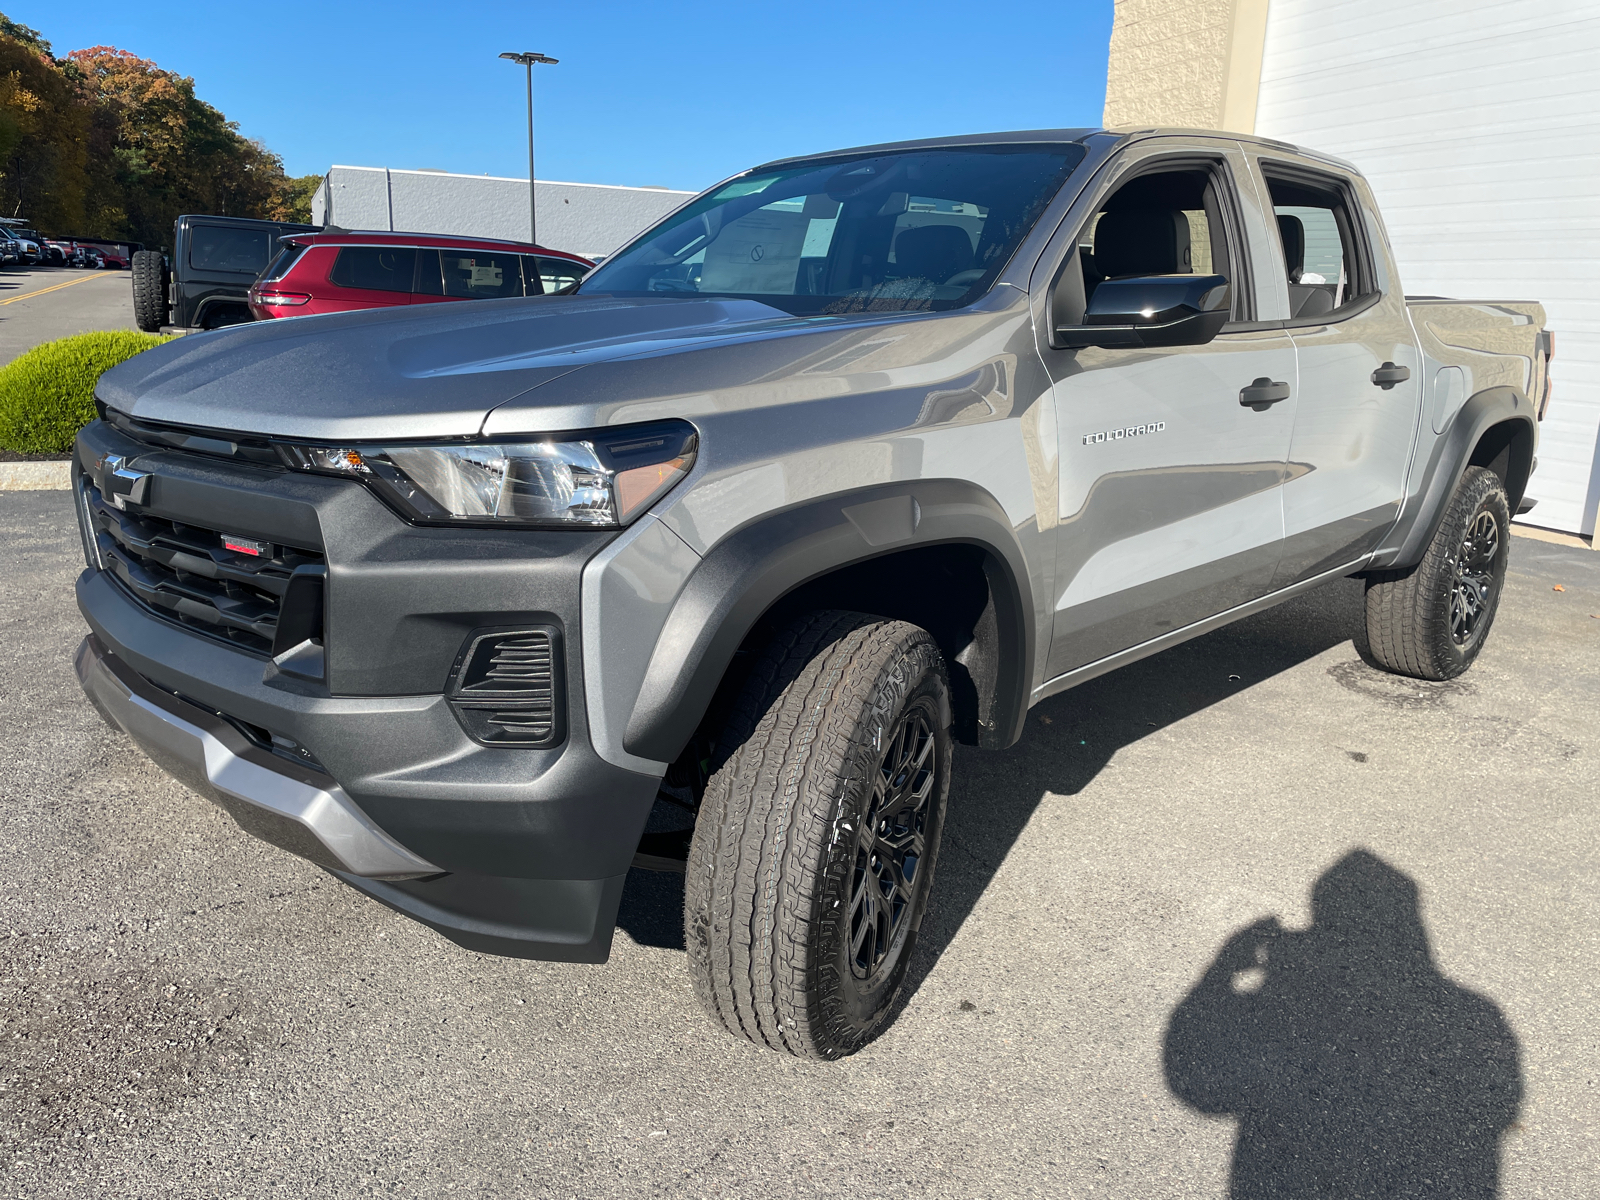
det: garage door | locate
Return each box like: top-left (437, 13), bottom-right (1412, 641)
top-left (1254, 0), bottom-right (1600, 537)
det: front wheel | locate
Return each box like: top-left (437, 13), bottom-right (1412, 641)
top-left (1362, 466), bottom-right (1511, 680)
top-left (685, 611), bottom-right (952, 1059)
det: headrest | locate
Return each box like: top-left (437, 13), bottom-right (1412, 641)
top-left (1093, 210), bottom-right (1191, 279)
top-left (894, 224), bottom-right (974, 285)
top-left (1276, 214), bottom-right (1305, 280)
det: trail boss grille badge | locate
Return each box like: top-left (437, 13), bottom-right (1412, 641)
top-left (1082, 421), bottom-right (1166, 446)
top-left (221, 534), bottom-right (271, 557)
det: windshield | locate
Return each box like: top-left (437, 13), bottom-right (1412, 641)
top-left (578, 144), bottom-right (1086, 316)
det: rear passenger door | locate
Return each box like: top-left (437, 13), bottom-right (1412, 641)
top-left (1035, 139), bottom-right (1299, 680)
top-left (1249, 158), bottom-right (1424, 585)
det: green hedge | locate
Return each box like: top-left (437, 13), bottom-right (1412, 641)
top-left (0, 330), bottom-right (171, 454)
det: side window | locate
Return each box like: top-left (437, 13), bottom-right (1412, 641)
top-left (1262, 170), bottom-right (1374, 320)
top-left (1062, 164), bottom-right (1246, 323)
top-left (442, 250), bottom-right (524, 299)
top-left (330, 246), bottom-right (417, 293)
top-left (413, 250), bottom-right (444, 295)
top-left (189, 227), bottom-right (272, 274)
top-left (523, 255), bottom-right (585, 295)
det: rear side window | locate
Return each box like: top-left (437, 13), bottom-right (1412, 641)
top-left (189, 227), bottom-right (272, 273)
top-left (442, 250), bottom-right (523, 299)
top-left (1261, 169), bottom-right (1376, 321)
top-left (330, 246), bottom-right (418, 293)
top-left (524, 255), bottom-right (585, 295)
top-left (260, 243), bottom-right (307, 283)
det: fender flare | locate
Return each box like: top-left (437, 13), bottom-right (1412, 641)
top-left (1381, 385), bottom-right (1535, 570)
top-left (621, 480), bottom-right (1036, 762)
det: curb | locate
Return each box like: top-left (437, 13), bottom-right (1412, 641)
top-left (0, 460), bottom-right (71, 490)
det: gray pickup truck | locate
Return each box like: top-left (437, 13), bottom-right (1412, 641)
top-left (71, 128), bottom-right (1551, 1060)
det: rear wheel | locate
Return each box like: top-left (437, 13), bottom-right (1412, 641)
top-left (685, 611), bottom-right (951, 1059)
top-left (1362, 466), bottom-right (1510, 680)
top-left (131, 250), bottom-right (169, 332)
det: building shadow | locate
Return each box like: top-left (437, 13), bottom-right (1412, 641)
top-left (1164, 850), bottom-right (1522, 1198)
top-left (616, 577), bottom-right (1369, 961)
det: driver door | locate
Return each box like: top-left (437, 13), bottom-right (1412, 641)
top-left (1035, 140), bottom-right (1299, 681)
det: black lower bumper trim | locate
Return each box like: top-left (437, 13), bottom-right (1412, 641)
top-left (335, 870), bottom-right (626, 963)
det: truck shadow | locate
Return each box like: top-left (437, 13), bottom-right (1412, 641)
top-left (901, 575), bottom-right (1369, 991)
top-left (615, 577), bottom-right (1368, 970)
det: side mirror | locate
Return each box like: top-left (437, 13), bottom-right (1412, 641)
top-left (1053, 274), bottom-right (1230, 350)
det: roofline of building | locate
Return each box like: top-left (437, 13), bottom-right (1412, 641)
top-left (322, 166), bottom-right (696, 195)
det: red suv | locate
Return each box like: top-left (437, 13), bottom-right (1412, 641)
top-left (247, 231), bottom-right (592, 320)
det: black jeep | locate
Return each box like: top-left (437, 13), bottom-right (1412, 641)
top-left (132, 214), bottom-right (318, 334)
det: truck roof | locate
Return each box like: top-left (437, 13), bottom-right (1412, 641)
top-left (751, 126), bottom-right (1362, 178)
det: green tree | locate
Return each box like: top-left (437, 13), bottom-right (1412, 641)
top-left (270, 172), bottom-right (323, 224)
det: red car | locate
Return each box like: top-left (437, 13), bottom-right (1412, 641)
top-left (247, 231), bottom-right (592, 320)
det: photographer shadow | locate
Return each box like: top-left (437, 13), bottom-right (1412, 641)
top-left (1164, 850), bottom-right (1522, 1198)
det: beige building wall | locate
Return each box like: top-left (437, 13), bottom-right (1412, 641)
top-left (1103, 0), bottom-right (1271, 133)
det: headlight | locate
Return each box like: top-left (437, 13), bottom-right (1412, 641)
top-left (279, 420), bottom-right (697, 528)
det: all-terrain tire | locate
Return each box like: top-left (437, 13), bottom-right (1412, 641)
top-left (1362, 466), bottom-right (1511, 680)
top-left (685, 611), bottom-right (952, 1059)
top-left (130, 250), bottom-right (169, 333)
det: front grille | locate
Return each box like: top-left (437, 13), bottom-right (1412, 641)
top-left (83, 477), bottom-right (325, 657)
top-left (448, 629), bottom-right (565, 747)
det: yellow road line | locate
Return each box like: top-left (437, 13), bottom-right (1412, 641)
top-left (0, 272), bottom-right (117, 306)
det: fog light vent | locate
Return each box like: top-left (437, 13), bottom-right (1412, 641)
top-left (447, 627), bottom-right (564, 747)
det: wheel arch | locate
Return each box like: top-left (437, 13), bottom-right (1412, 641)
top-left (621, 480), bottom-right (1037, 763)
top-left (1381, 385), bottom-right (1536, 570)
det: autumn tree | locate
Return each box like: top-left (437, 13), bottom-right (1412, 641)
top-left (0, 14), bottom-right (301, 247)
top-left (0, 16), bottom-right (89, 230)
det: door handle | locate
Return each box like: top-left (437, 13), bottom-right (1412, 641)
top-left (1371, 362), bottom-right (1411, 389)
top-left (1239, 378), bottom-right (1291, 409)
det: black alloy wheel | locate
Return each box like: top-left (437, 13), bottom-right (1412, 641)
top-left (849, 704), bottom-right (938, 980)
top-left (1450, 509), bottom-right (1500, 646)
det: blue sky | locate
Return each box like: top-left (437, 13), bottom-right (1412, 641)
top-left (24, 1), bottom-right (1112, 193)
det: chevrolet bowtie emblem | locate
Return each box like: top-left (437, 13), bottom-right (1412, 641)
top-left (100, 454), bottom-right (151, 509)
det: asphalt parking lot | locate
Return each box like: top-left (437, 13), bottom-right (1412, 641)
top-left (2, 488), bottom-right (1596, 1199)
top-left (0, 267), bottom-right (135, 367)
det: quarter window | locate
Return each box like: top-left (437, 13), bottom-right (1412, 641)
top-left (330, 246), bottom-right (418, 293)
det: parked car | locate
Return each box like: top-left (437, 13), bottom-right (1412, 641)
top-left (0, 234), bottom-right (18, 264)
top-left (72, 127), bottom-right (1550, 1060)
top-left (247, 231), bottom-right (591, 320)
top-left (130, 214), bottom-right (319, 333)
top-left (1, 225), bottom-right (40, 265)
top-left (41, 238), bottom-right (70, 266)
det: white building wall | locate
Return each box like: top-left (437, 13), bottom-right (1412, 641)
top-left (309, 166), bottom-right (697, 261)
top-left (1255, 0), bottom-right (1600, 537)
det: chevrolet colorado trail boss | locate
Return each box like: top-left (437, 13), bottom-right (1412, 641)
top-left (72, 129), bottom-right (1551, 1059)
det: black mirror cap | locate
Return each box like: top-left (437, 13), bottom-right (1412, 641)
top-left (1054, 273), bottom-right (1230, 350)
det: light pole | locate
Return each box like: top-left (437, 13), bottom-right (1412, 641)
top-left (498, 50), bottom-right (558, 246)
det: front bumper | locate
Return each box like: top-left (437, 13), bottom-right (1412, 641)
top-left (71, 420), bottom-right (664, 962)
top-left (75, 634), bottom-right (439, 880)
